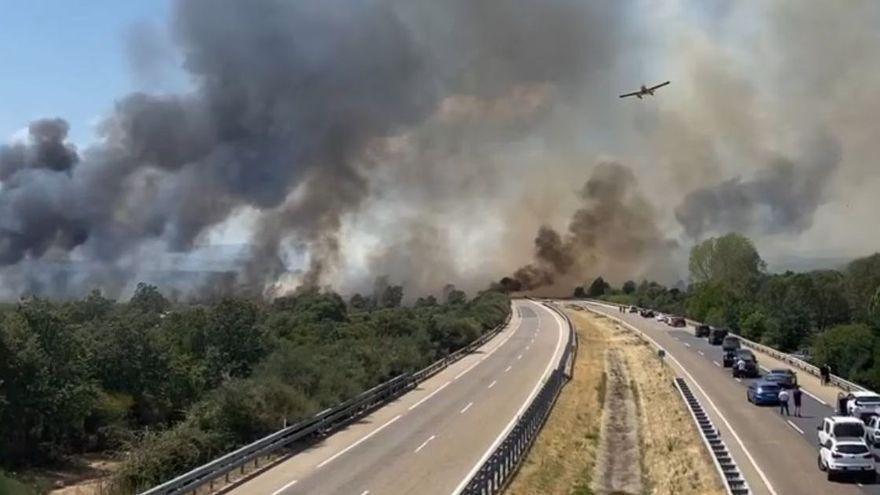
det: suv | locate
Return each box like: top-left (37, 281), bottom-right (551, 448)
top-left (818, 438), bottom-right (875, 481)
top-left (865, 416), bottom-right (880, 448)
top-left (732, 350), bottom-right (759, 378)
top-left (639, 309), bottom-right (655, 318)
top-left (763, 369), bottom-right (797, 389)
top-left (667, 316), bottom-right (685, 327)
top-left (694, 324), bottom-right (711, 338)
top-left (843, 391), bottom-right (880, 421)
top-left (708, 327), bottom-right (728, 345)
top-left (818, 416), bottom-right (867, 446)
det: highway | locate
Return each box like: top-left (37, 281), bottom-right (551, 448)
top-left (582, 301), bottom-right (880, 495)
top-left (226, 299), bottom-right (568, 495)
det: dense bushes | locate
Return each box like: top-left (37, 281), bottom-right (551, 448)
top-left (0, 284), bottom-right (508, 491)
top-left (591, 233), bottom-right (880, 390)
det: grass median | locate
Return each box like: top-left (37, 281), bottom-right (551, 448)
top-left (505, 307), bottom-right (724, 495)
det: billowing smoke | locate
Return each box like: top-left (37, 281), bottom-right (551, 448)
top-left (507, 162), bottom-right (675, 292)
top-left (675, 132), bottom-right (843, 239)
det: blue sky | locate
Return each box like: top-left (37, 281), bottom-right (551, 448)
top-left (0, 0), bottom-right (181, 144)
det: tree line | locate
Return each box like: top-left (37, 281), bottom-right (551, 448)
top-left (0, 282), bottom-right (509, 492)
top-left (578, 233), bottom-right (880, 390)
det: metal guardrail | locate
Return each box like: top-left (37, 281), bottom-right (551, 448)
top-left (459, 301), bottom-right (576, 495)
top-left (675, 378), bottom-right (750, 495)
top-left (139, 307), bottom-right (513, 495)
top-left (585, 299), bottom-right (870, 394)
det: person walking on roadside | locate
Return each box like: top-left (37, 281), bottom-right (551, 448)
top-left (820, 364), bottom-right (830, 385)
top-left (793, 386), bottom-right (803, 417)
top-left (778, 388), bottom-right (790, 416)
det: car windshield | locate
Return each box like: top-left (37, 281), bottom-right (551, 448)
top-left (770, 370), bottom-right (789, 375)
top-left (764, 374), bottom-right (785, 381)
top-left (757, 384), bottom-right (779, 392)
top-left (834, 424), bottom-right (866, 437)
top-left (737, 352), bottom-right (755, 361)
top-left (855, 396), bottom-right (880, 404)
top-left (836, 444), bottom-right (870, 455)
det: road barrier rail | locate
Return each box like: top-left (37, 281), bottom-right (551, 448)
top-left (139, 305), bottom-right (513, 495)
top-left (459, 301), bottom-right (576, 494)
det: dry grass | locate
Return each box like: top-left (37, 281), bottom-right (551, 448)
top-left (506, 309), bottom-right (725, 495)
top-left (505, 310), bottom-right (609, 495)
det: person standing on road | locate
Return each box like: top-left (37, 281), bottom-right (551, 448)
top-left (778, 388), bottom-right (790, 416)
top-left (793, 386), bottom-right (803, 417)
top-left (820, 364), bottom-right (831, 385)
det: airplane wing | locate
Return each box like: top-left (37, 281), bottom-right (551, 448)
top-left (619, 91), bottom-right (640, 98)
top-left (648, 81), bottom-right (670, 91)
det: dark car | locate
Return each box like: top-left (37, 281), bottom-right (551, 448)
top-left (695, 324), bottom-right (711, 338)
top-left (708, 327), bottom-right (729, 345)
top-left (763, 369), bottom-right (797, 389)
top-left (721, 336), bottom-right (741, 352)
top-left (667, 316), bottom-right (686, 327)
top-left (747, 380), bottom-right (781, 405)
top-left (732, 350), bottom-right (759, 378)
top-left (627, 306), bottom-right (639, 313)
top-left (639, 309), bottom-right (655, 318)
top-left (722, 349), bottom-right (738, 367)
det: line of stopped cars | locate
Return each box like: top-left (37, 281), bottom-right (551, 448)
top-left (625, 305), bottom-right (880, 482)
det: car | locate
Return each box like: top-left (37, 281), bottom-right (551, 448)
top-left (667, 316), bottom-right (685, 327)
top-left (627, 306), bottom-right (639, 313)
top-left (747, 380), bottom-right (782, 405)
top-left (721, 336), bottom-right (741, 352)
top-left (791, 350), bottom-right (813, 363)
top-left (708, 327), bottom-right (728, 345)
top-left (732, 350), bottom-right (759, 378)
top-left (865, 415), bottom-right (880, 448)
top-left (818, 416), bottom-right (867, 446)
top-left (639, 309), bottom-right (655, 318)
top-left (694, 324), bottom-right (711, 338)
top-left (818, 438), bottom-right (875, 482)
top-left (655, 314), bottom-right (668, 323)
top-left (763, 369), bottom-right (797, 389)
top-left (722, 349), bottom-right (738, 367)
top-left (844, 391), bottom-right (880, 421)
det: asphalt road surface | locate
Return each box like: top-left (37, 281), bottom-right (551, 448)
top-left (226, 299), bottom-right (567, 495)
top-left (583, 301), bottom-right (880, 495)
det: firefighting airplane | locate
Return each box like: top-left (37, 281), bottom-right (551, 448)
top-left (619, 81), bottom-right (670, 99)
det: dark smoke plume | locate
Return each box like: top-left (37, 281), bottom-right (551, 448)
top-left (675, 132), bottom-right (842, 239)
top-left (507, 162), bottom-right (674, 292)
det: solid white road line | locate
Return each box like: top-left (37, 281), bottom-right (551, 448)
top-left (317, 415), bottom-right (402, 468)
top-left (759, 365), bottom-right (770, 372)
top-left (454, 360), bottom-right (481, 380)
top-left (408, 382), bottom-right (450, 411)
top-left (488, 380), bottom-right (497, 389)
top-left (504, 365), bottom-right (512, 372)
top-left (786, 420), bottom-right (805, 435)
top-left (713, 361), bottom-right (721, 367)
top-left (802, 389), bottom-right (828, 406)
top-left (270, 479), bottom-right (298, 495)
top-left (586, 304), bottom-right (779, 495)
top-left (414, 435), bottom-right (436, 453)
top-left (453, 300), bottom-right (566, 495)
top-left (460, 402), bottom-right (473, 414)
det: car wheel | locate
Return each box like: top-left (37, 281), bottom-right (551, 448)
top-left (818, 454), bottom-right (825, 471)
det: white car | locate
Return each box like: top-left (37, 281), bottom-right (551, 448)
top-left (865, 416), bottom-right (880, 448)
top-left (845, 391), bottom-right (880, 420)
top-left (818, 438), bottom-right (875, 481)
top-left (818, 416), bottom-right (867, 447)
top-left (655, 313), bottom-right (667, 323)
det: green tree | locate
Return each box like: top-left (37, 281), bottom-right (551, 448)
top-left (379, 285), bottom-right (404, 308)
top-left (130, 283), bottom-right (170, 314)
top-left (586, 277), bottom-right (610, 298)
top-left (869, 286), bottom-right (880, 329)
top-left (573, 286), bottom-right (586, 298)
top-left (622, 280), bottom-right (637, 295)
top-left (688, 233), bottom-right (765, 297)
top-left (811, 324), bottom-right (875, 379)
top-left (845, 253), bottom-right (880, 321)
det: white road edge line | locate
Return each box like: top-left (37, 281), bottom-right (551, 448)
top-left (587, 304), bottom-right (780, 495)
top-left (270, 479), bottom-right (298, 495)
top-left (455, 360), bottom-right (481, 380)
top-left (460, 402), bottom-right (473, 414)
top-left (408, 382), bottom-right (450, 411)
top-left (786, 420), bottom-right (805, 435)
top-left (317, 414), bottom-right (402, 468)
top-left (414, 435), bottom-right (436, 453)
top-left (488, 380), bottom-right (497, 389)
top-left (452, 300), bottom-right (566, 495)
top-left (802, 389), bottom-right (828, 406)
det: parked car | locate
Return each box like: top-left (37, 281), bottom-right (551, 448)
top-left (722, 349), bottom-right (738, 367)
top-left (667, 316), bottom-right (686, 327)
top-left (747, 380), bottom-right (781, 405)
top-left (655, 314), bottom-right (668, 323)
top-left (818, 416), bottom-right (867, 445)
top-left (627, 306), bottom-right (639, 313)
top-left (721, 336), bottom-right (741, 352)
top-left (708, 327), bottom-right (728, 345)
top-left (732, 350), bottom-right (759, 378)
top-left (843, 391), bottom-right (880, 421)
top-left (818, 438), bottom-right (875, 482)
top-left (864, 415), bottom-right (880, 448)
top-left (763, 369), bottom-right (797, 389)
top-left (639, 309), bottom-right (655, 318)
top-left (694, 324), bottom-right (711, 338)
